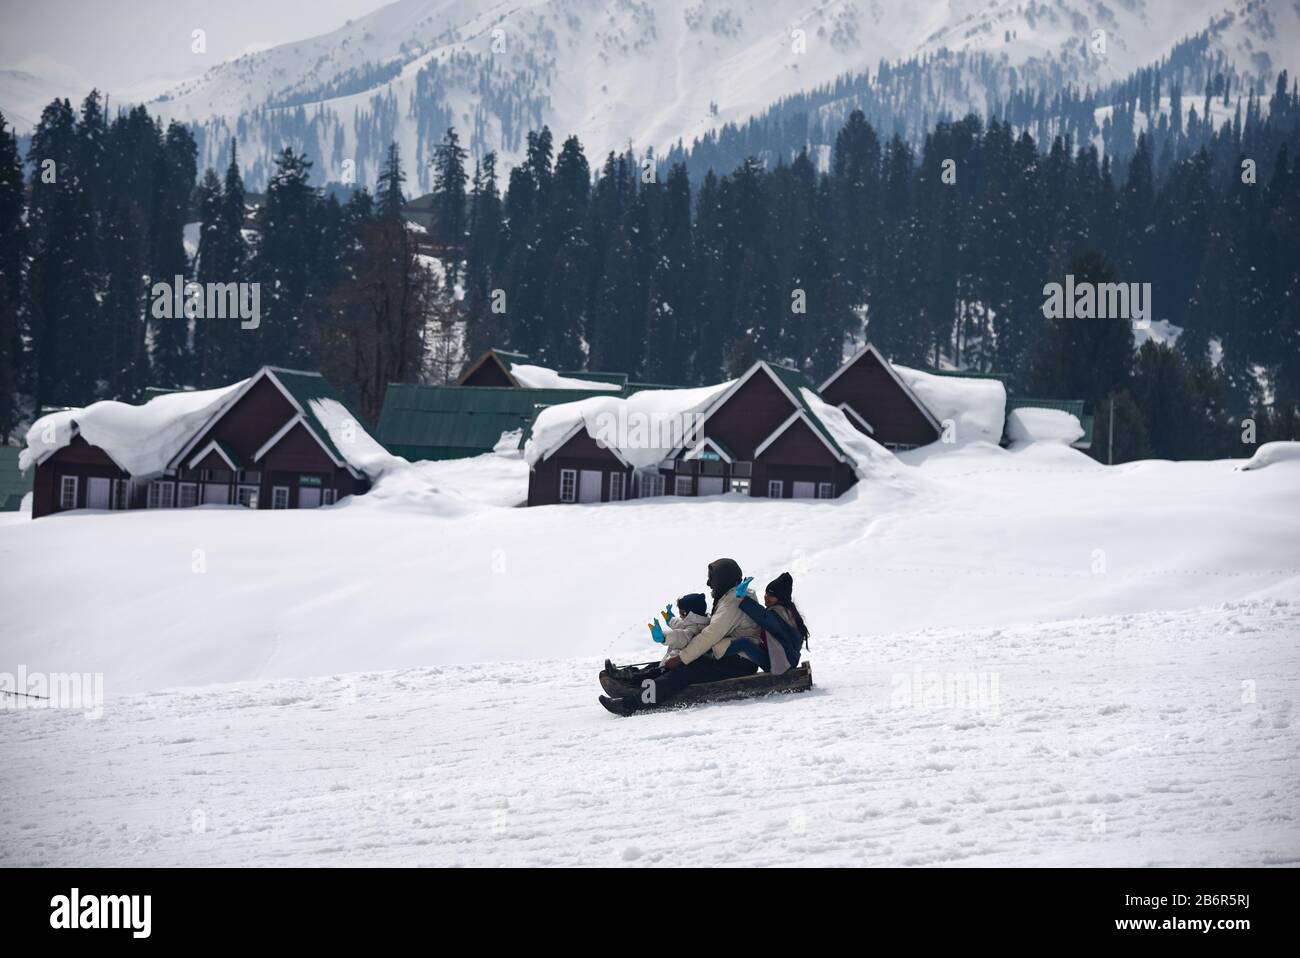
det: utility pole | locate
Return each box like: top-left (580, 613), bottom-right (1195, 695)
top-left (1108, 398), bottom-right (1115, 465)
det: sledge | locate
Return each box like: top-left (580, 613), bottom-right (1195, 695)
top-left (598, 661), bottom-right (813, 715)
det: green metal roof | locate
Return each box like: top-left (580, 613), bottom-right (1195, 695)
top-left (557, 370), bottom-right (629, 388)
top-left (270, 368), bottom-right (374, 468)
top-left (0, 446), bottom-right (32, 511)
top-left (765, 363), bottom-right (847, 459)
top-left (378, 383), bottom-right (613, 460)
top-left (923, 368), bottom-right (1012, 384)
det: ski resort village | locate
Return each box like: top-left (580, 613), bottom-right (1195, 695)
top-left (1, 0), bottom-right (1299, 880)
top-left (2, 340), bottom-right (1298, 867)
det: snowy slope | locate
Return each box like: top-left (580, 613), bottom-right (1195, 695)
top-left (1, 441), bottom-right (1296, 693)
top-left (2, 440), bottom-right (1298, 866)
top-left (94, 0), bottom-right (1300, 189)
top-left (1, 598), bottom-right (1295, 866)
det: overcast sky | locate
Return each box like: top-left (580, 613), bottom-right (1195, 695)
top-left (1, 0), bottom-right (395, 93)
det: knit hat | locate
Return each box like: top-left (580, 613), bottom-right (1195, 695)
top-left (677, 593), bottom-right (707, 617)
top-left (765, 572), bottom-right (794, 604)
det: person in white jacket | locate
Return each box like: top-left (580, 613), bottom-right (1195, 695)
top-left (648, 593), bottom-right (711, 654)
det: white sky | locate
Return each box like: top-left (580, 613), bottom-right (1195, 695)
top-left (0, 0), bottom-right (396, 94)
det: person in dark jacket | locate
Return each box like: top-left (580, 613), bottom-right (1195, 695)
top-left (732, 572), bottom-right (809, 674)
top-left (601, 558), bottom-right (761, 712)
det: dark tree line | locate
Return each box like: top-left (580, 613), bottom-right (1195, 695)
top-left (0, 95), bottom-right (446, 434)
top-left (1, 80), bottom-right (1297, 462)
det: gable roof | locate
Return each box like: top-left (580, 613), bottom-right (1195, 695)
top-left (537, 419), bottom-right (632, 468)
top-left (671, 361), bottom-right (846, 462)
top-left (820, 343), bottom-right (942, 434)
top-left (187, 438), bottom-right (243, 470)
top-left (457, 348), bottom-right (528, 387)
top-left (168, 367), bottom-right (367, 478)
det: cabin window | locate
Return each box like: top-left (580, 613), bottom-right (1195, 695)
top-left (112, 479), bottom-right (128, 510)
top-left (609, 472), bottom-right (625, 502)
top-left (700, 459), bottom-right (725, 476)
top-left (201, 468), bottom-right (232, 483)
top-left (59, 476), bottom-right (78, 510)
top-left (732, 461), bottom-right (752, 478)
top-left (674, 475), bottom-right (694, 496)
top-left (675, 459), bottom-right (697, 475)
top-left (178, 483), bottom-right (199, 508)
top-left (323, 489), bottom-right (336, 506)
top-left (731, 478), bottom-right (751, 496)
top-left (817, 482), bottom-right (835, 499)
top-left (272, 486), bottom-right (290, 510)
top-left (559, 469), bottom-right (577, 503)
top-left (236, 485), bottom-right (259, 508)
top-left (767, 480), bottom-right (784, 499)
top-left (637, 472), bottom-right (664, 498)
top-left (148, 481), bottom-right (175, 509)
top-left (239, 469), bottom-right (262, 484)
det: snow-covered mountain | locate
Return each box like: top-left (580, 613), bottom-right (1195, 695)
top-left (9, 1), bottom-right (1300, 188)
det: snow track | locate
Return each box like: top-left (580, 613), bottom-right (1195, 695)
top-left (2, 600), bottom-right (1295, 866)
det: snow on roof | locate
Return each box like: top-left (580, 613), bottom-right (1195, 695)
top-left (19, 381), bottom-right (246, 477)
top-left (509, 363), bottom-right (622, 391)
top-left (800, 388), bottom-right (902, 480)
top-left (893, 365), bottom-right (1006, 445)
top-left (1005, 407), bottom-right (1085, 446)
top-left (1236, 441), bottom-right (1300, 472)
top-left (308, 397), bottom-right (404, 480)
top-left (525, 381), bottom-right (732, 471)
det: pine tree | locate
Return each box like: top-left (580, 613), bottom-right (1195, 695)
top-left (463, 154), bottom-right (504, 361)
top-left (255, 147), bottom-right (321, 367)
top-left (377, 142), bottom-right (406, 221)
top-left (149, 122), bottom-right (198, 387)
top-left (431, 128), bottom-right (467, 250)
top-left (27, 98), bottom-right (99, 406)
top-left (0, 112), bottom-right (25, 440)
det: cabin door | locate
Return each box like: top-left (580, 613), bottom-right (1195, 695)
top-left (298, 487), bottom-right (322, 508)
top-left (578, 470), bottom-right (602, 503)
top-left (86, 477), bottom-right (112, 509)
top-left (792, 481), bottom-right (816, 499)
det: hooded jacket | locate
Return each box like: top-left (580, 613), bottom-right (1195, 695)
top-left (676, 588), bottom-right (763, 664)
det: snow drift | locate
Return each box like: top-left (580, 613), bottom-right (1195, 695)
top-left (1005, 407), bottom-right (1085, 446)
top-left (893, 366), bottom-right (1006, 445)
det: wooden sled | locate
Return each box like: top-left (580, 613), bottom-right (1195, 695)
top-left (603, 661), bottom-right (813, 713)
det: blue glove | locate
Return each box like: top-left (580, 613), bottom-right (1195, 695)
top-left (662, 603), bottom-right (674, 623)
top-left (648, 620), bottom-right (666, 643)
top-left (735, 576), bottom-right (753, 598)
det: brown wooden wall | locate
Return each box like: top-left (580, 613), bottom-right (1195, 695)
top-left (703, 371), bottom-right (798, 459)
top-left (461, 358), bottom-right (515, 387)
top-left (527, 430), bottom-right (631, 506)
top-left (32, 437), bottom-right (129, 518)
top-left (821, 350), bottom-right (940, 447)
top-left (752, 418), bottom-right (856, 498)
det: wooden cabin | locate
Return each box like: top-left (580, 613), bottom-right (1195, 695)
top-left (525, 361), bottom-right (856, 504)
top-left (28, 367), bottom-right (373, 518)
